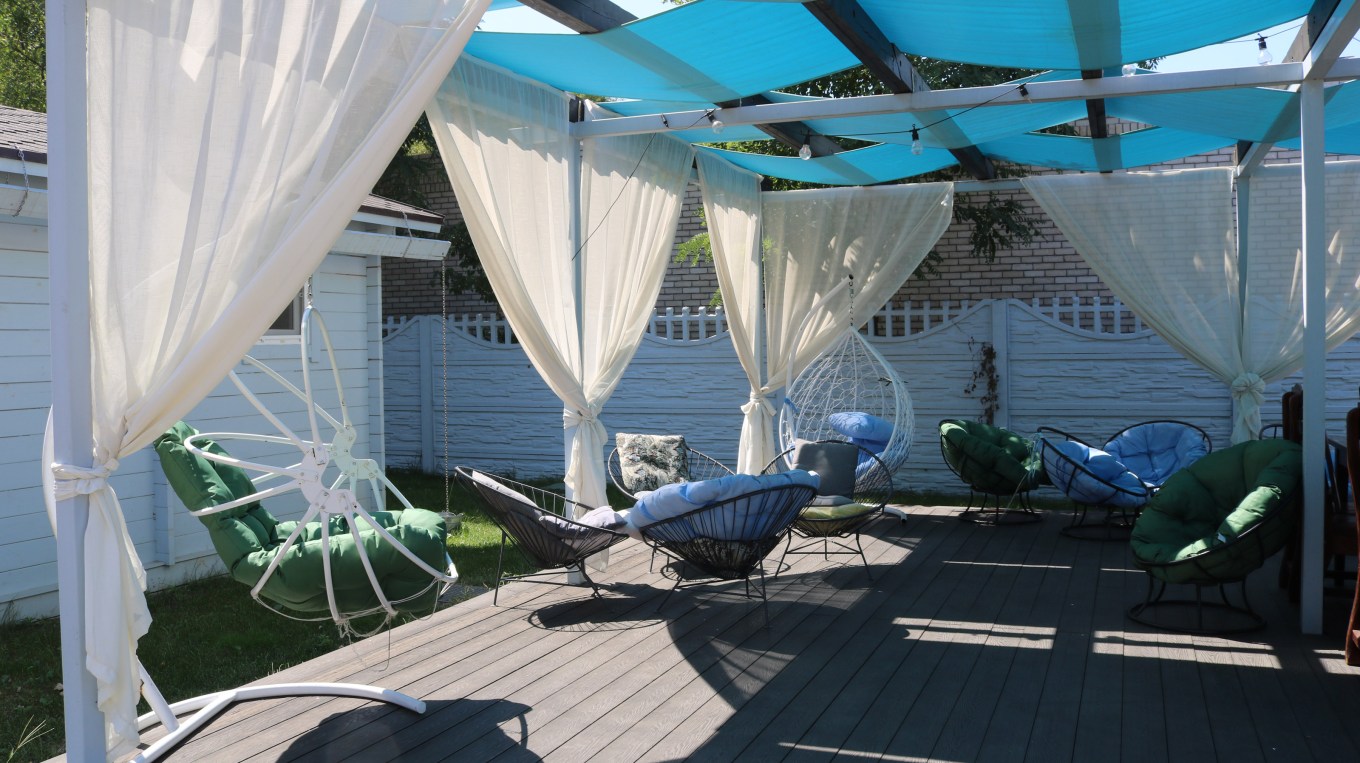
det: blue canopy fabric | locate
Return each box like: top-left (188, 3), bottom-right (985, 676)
top-left (469, 0), bottom-right (1360, 182)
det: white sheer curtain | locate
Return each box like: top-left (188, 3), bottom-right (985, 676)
top-left (1023, 165), bottom-right (1360, 443)
top-left (698, 158), bottom-right (953, 473)
top-left (428, 57), bottom-right (694, 513)
top-left (695, 153), bottom-right (769, 472)
top-left (1242, 162), bottom-right (1360, 394)
top-left (48, 1), bottom-right (488, 754)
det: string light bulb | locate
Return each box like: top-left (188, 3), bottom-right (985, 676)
top-left (1121, 63), bottom-right (1137, 77)
top-left (1257, 35), bottom-right (1273, 65)
top-left (1018, 84), bottom-right (1032, 103)
top-left (707, 110), bottom-right (724, 134)
top-left (910, 126), bottom-right (924, 155)
top-left (798, 142), bottom-right (813, 160)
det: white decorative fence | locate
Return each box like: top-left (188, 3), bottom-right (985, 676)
top-left (383, 296), bottom-right (1360, 495)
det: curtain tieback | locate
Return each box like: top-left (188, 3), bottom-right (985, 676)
top-left (742, 391), bottom-right (777, 417)
top-left (1229, 372), bottom-right (1265, 404)
top-left (563, 408), bottom-right (603, 432)
top-left (51, 459), bottom-right (120, 500)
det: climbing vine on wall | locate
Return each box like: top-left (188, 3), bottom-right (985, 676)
top-left (963, 339), bottom-right (999, 424)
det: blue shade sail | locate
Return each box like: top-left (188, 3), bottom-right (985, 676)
top-left (979, 129), bottom-right (1236, 173)
top-left (857, 0), bottom-right (1315, 70)
top-left (696, 144), bottom-right (958, 186)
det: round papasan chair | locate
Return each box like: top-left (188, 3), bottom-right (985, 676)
top-left (1128, 438), bottom-right (1302, 634)
top-left (938, 419), bottom-right (1048, 523)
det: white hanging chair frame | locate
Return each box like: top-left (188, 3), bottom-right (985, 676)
top-left (132, 302), bottom-right (454, 762)
top-left (777, 277), bottom-right (915, 480)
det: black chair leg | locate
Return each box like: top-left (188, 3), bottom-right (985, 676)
top-left (855, 533), bottom-right (874, 582)
top-left (493, 532), bottom-right (508, 606)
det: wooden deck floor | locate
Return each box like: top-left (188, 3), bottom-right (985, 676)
top-left (113, 505), bottom-right (1360, 763)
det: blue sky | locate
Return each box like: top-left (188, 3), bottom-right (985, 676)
top-left (478, 3), bottom-right (1358, 74)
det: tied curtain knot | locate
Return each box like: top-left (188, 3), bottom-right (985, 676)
top-left (1230, 372), bottom-right (1265, 405)
top-left (742, 390), bottom-right (778, 417)
top-left (51, 459), bottom-right (120, 500)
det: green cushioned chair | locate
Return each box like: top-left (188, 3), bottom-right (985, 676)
top-left (938, 419), bottom-right (1047, 524)
top-left (1128, 438), bottom-right (1302, 634)
top-left (155, 421), bottom-right (449, 618)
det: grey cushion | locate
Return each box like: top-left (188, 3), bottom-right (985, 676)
top-left (791, 440), bottom-right (859, 499)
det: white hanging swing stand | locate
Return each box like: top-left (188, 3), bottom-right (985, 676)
top-left (131, 304), bottom-right (450, 762)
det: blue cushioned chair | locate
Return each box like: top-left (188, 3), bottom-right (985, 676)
top-left (1103, 420), bottom-right (1211, 491)
top-left (1039, 428), bottom-right (1151, 540)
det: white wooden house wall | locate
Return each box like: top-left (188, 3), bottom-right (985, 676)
top-left (0, 179), bottom-right (448, 619)
top-left (385, 301), bottom-right (1360, 497)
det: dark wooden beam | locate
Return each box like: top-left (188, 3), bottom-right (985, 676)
top-left (803, 0), bottom-right (995, 179)
top-left (521, 0), bottom-right (841, 156)
top-left (1239, 0), bottom-right (1342, 166)
top-left (515, 0), bottom-right (635, 34)
top-left (1081, 70), bottom-right (1109, 139)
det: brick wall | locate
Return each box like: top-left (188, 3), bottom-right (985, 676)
top-left (381, 144), bottom-right (1321, 318)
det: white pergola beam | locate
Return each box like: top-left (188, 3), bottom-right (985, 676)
top-left (1299, 79), bottom-right (1328, 636)
top-left (577, 59), bottom-right (1360, 139)
top-left (1302, 0), bottom-right (1360, 78)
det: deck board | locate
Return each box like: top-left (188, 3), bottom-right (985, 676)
top-left (85, 504), bottom-right (1360, 763)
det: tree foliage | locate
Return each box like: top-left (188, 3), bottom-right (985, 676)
top-left (0, 0), bottom-right (46, 111)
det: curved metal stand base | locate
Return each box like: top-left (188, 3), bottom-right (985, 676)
top-left (133, 682), bottom-right (424, 763)
top-left (1126, 578), bottom-right (1264, 635)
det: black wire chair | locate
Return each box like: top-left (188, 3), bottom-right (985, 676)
top-left (764, 439), bottom-right (893, 579)
top-left (639, 482), bottom-right (817, 625)
top-left (1038, 426), bottom-right (1151, 541)
top-left (455, 467), bottom-right (629, 605)
top-left (938, 419), bottom-right (1047, 524)
top-left (1127, 439), bottom-right (1302, 635)
top-left (1102, 419), bottom-right (1212, 489)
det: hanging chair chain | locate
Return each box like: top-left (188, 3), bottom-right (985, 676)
top-left (847, 272), bottom-right (856, 332)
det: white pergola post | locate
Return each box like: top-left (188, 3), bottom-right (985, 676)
top-left (564, 131), bottom-right (587, 583)
top-left (1298, 77), bottom-right (1327, 635)
top-left (46, 0), bottom-right (105, 758)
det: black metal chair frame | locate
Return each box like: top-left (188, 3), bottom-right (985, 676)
top-left (1127, 503), bottom-right (1293, 635)
top-left (938, 419), bottom-right (1043, 526)
top-left (639, 483), bottom-right (816, 626)
top-left (1038, 426), bottom-right (1151, 542)
top-left (454, 467), bottom-right (629, 605)
top-left (763, 440), bottom-right (893, 580)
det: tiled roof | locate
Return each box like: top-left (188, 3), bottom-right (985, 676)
top-left (0, 105), bottom-right (48, 163)
top-left (0, 104), bottom-right (441, 226)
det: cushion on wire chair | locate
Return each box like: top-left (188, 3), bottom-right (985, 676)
top-left (616, 433), bottom-right (691, 493)
top-left (828, 411), bottom-right (894, 454)
top-left (627, 470), bottom-right (820, 541)
top-left (1104, 422), bottom-right (1209, 488)
top-left (790, 439), bottom-right (859, 498)
top-left (1042, 439), bottom-right (1148, 510)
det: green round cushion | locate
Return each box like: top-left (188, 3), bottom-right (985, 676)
top-left (155, 421), bottom-right (447, 615)
top-left (939, 419), bottom-right (1045, 496)
top-left (1130, 438), bottom-right (1302, 585)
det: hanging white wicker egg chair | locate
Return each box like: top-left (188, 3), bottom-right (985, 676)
top-left (778, 278), bottom-right (914, 481)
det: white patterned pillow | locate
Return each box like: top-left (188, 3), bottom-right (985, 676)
top-left (616, 433), bottom-right (691, 494)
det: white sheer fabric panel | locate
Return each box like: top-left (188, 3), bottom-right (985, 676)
top-left (695, 153), bottom-right (771, 473)
top-left (60, 1), bottom-right (488, 753)
top-left (429, 57), bottom-right (694, 513)
top-left (762, 184), bottom-right (954, 397)
top-left (1243, 162), bottom-right (1360, 388)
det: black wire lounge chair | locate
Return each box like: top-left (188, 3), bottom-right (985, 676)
top-left (765, 439), bottom-right (893, 579)
top-left (1038, 426), bottom-right (1151, 541)
top-left (938, 418), bottom-right (1048, 524)
top-left (638, 477), bottom-right (816, 625)
top-left (455, 467), bottom-right (629, 604)
top-left (1127, 439), bottom-right (1302, 634)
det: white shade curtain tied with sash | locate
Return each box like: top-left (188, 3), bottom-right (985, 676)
top-left (698, 150), bottom-right (954, 472)
top-left (1023, 166), bottom-right (1360, 443)
top-left (44, 1), bottom-right (488, 754)
top-left (427, 58), bottom-right (694, 530)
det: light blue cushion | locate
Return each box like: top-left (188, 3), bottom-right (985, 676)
top-left (1043, 439), bottom-right (1148, 510)
top-left (828, 412), bottom-right (894, 444)
top-left (1105, 423), bottom-right (1209, 487)
top-left (630, 470), bottom-right (819, 540)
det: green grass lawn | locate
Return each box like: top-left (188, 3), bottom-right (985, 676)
top-left (0, 469), bottom-right (547, 761)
